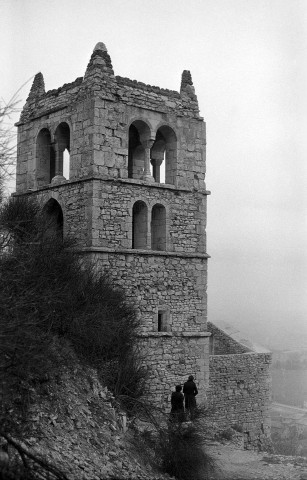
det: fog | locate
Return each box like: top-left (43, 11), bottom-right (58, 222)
top-left (1, 0), bottom-right (306, 350)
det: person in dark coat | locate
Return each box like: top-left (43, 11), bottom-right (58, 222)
top-left (170, 385), bottom-right (184, 422)
top-left (183, 375), bottom-right (198, 419)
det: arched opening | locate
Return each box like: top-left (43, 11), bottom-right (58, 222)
top-left (151, 204), bottom-right (166, 251)
top-left (151, 126), bottom-right (177, 184)
top-left (36, 128), bottom-right (54, 186)
top-left (132, 201), bottom-right (148, 249)
top-left (42, 199), bottom-right (64, 241)
top-left (54, 122), bottom-right (70, 180)
top-left (128, 121), bottom-right (151, 179)
top-left (63, 148), bottom-right (70, 179)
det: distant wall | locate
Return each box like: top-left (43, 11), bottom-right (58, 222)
top-left (208, 352), bottom-right (272, 449)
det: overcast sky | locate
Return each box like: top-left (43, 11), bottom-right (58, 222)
top-left (1, 0), bottom-right (306, 350)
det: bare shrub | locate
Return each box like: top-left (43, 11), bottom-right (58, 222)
top-left (0, 431), bottom-right (68, 479)
top-left (0, 94), bottom-right (20, 200)
top-left (132, 405), bottom-right (216, 480)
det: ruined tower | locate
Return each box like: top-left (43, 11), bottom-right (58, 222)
top-left (15, 43), bottom-right (211, 407)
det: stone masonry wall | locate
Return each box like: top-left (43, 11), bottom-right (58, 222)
top-left (88, 250), bottom-right (208, 335)
top-left (16, 97), bottom-right (206, 193)
top-left (18, 180), bottom-right (93, 246)
top-left (16, 43), bottom-right (206, 194)
top-left (80, 246), bottom-right (209, 410)
top-left (207, 321), bottom-right (250, 355)
top-left (88, 248), bottom-right (209, 409)
top-left (208, 352), bottom-right (272, 448)
top-left (16, 98), bottom-right (95, 192)
top-left (16, 182), bottom-right (210, 410)
top-left (138, 333), bottom-right (209, 409)
top-left (91, 179), bottom-right (207, 253)
top-left (92, 98), bottom-right (206, 191)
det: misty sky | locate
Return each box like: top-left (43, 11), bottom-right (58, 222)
top-left (1, 0), bottom-right (306, 350)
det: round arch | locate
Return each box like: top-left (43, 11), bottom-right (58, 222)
top-left (35, 127), bottom-right (55, 187)
top-left (42, 198), bottom-right (64, 241)
top-left (54, 122), bottom-right (71, 180)
top-left (132, 200), bottom-right (148, 249)
top-left (151, 125), bottom-right (177, 185)
top-left (128, 119), bottom-right (152, 180)
top-left (127, 117), bottom-right (154, 139)
top-left (151, 203), bottom-right (167, 251)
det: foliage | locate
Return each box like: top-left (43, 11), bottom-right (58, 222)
top-left (135, 406), bottom-right (216, 480)
top-left (0, 195), bottom-right (147, 427)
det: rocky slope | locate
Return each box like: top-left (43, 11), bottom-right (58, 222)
top-left (1, 343), bottom-right (169, 480)
top-left (3, 342), bottom-right (307, 480)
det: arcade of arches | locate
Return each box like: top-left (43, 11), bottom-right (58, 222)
top-left (36, 122), bottom-right (70, 186)
top-left (128, 121), bottom-right (177, 184)
top-left (132, 201), bottom-right (166, 251)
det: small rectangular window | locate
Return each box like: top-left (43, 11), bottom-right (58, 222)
top-left (157, 309), bottom-right (169, 332)
top-left (158, 312), bottom-right (163, 331)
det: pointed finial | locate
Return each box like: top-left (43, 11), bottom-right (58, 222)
top-left (19, 72), bottom-right (45, 122)
top-left (180, 70), bottom-right (194, 93)
top-left (180, 69), bottom-right (198, 106)
top-left (27, 72), bottom-right (45, 101)
top-left (94, 42), bottom-right (107, 52)
top-left (84, 42), bottom-right (114, 80)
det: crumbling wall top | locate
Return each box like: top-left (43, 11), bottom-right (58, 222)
top-left (18, 42), bottom-right (202, 125)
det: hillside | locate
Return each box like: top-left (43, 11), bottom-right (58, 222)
top-left (2, 342), bottom-right (307, 480)
top-left (0, 340), bottom-right (169, 480)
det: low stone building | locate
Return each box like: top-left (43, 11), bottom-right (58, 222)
top-left (14, 42), bottom-right (271, 446)
top-left (207, 322), bottom-right (272, 448)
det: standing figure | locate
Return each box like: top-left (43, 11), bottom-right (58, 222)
top-left (170, 385), bottom-right (185, 422)
top-left (183, 375), bottom-right (198, 420)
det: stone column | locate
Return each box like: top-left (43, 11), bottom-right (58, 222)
top-left (51, 143), bottom-right (66, 184)
top-left (151, 154), bottom-right (164, 183)
top-left (142, 139), bottom-right (155, 182)
top-left (54, 144), bottom-right (63, 176)
top-left (57, 148), bottom-right (64, 176)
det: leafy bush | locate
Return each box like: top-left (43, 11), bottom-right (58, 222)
top-left (0, 196), bottom-right (147, 424)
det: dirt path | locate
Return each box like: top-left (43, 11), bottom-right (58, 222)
top-left (206, 442), bottom-right (307, 480)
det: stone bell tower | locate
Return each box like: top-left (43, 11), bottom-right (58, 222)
top-left (15, 42), bottom-right (211, 407)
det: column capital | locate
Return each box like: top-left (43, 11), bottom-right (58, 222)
top-left (143, 138), bottom-right (155, 150)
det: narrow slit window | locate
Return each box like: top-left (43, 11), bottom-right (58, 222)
top-left (158, 312), bottom-right (163, 332)
top-left (157, 308), bottom-right (169, 332)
